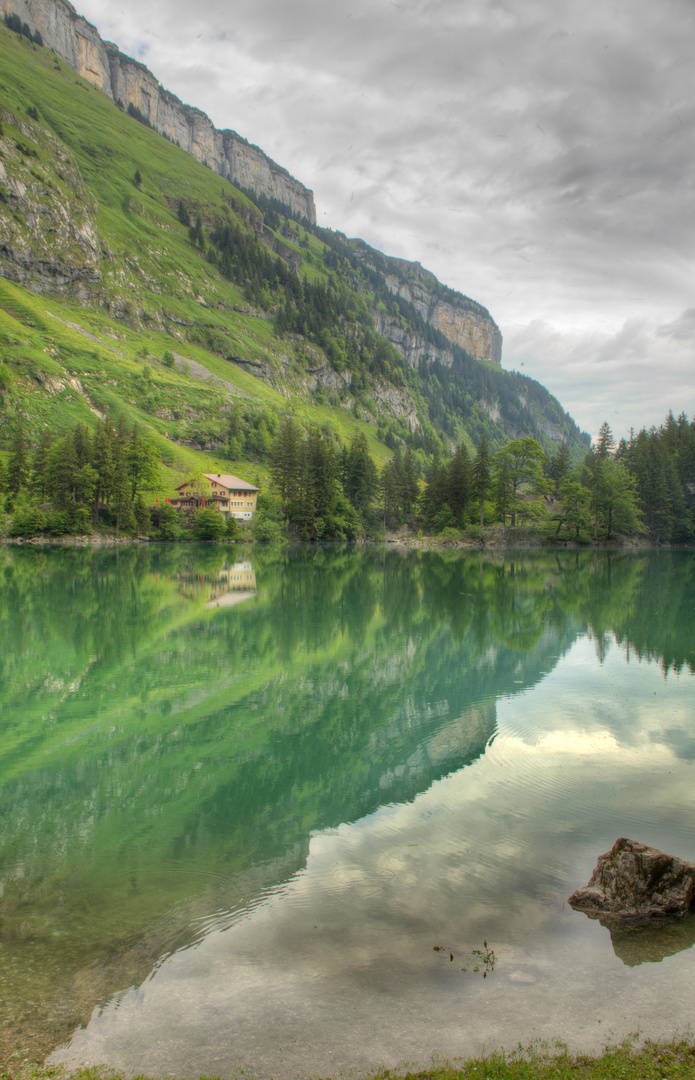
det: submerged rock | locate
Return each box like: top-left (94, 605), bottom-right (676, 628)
top-left (568, 837), bottom-right (695, 918)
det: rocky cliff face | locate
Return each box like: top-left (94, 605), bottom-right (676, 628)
top-left (0, 105), bottom-right (100, 291)
top-left (355, 244), bottom-right (503, 367)
top-left (0, 0), bottom-right (316, 223)
top-left (372, 310), bottom-right (454, 369)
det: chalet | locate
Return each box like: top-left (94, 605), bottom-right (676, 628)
top-left (169, 473), bottom-right (259, 521)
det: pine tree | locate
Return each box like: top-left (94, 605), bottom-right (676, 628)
top-left (402, 448), bottom-right (419, 516)
top-left (448, 442), bottom-right (471, 527)
top-left (7, 423), bottom-right (29, 496)
top-left (472, 435), bottom-right (491, 528)
top-left (420, 457), bottom-right (449, 531)
top-left (547, 443), bottom-right (571, 495)
top-left (382, 446), bottom-right (405, 527)
top-left (31, 430), bottom-right (53, 501)
top-left (596, 421), bottom-right (616, 459)
top-left (92, 420), bottom-right (115, 524)
top-left (271, 416), bottom-right (303, 505)
top-left (343, 432), bottom-right (376, 515)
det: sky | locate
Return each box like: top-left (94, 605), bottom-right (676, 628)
top-left (75, 0), bottom-right (695, 442)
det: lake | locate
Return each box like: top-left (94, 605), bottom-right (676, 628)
top-left (1, 544), bottom-right (694, 1077)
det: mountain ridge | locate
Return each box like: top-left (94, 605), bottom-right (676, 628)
top-left (0, 0), bottom-right (318, 222)
top-left (0, 12), bottom-right (590, 491)
top-left (0, 0), bottom-right (510, 372)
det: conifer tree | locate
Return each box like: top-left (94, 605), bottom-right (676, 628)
top-left (547, 442), bottom-right (571, 495)
top-left (401, 448), bottom-right (419, 516)
top-left (31, 430), bottom-right (53, 501)
top-left (448, 442), bottom-right (471, 526)
top-left (382, 446), bottom-right (405, 527)
top-left (471, 435), bottom-right (491, 528)
top-left (7, 423), bottom-right (29, 496)
top-left (92, 420), bottom-right (115, 524)
top-left (271, 416), bottom-right (303, 505)
top-left (344, 432), bottom-right (376, 515)
top-left (596, 421), bottom-right (616, 459)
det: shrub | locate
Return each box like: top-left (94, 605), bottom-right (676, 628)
top-left (252, 516), bottom-right (286, 542)
top-left (10, 501), bottom-right (47, 537)
top-left (46, 510), bottom-right (73, 536)
top-left (151, 503), bottom-right (184, 540)
top-left (437, 526), bottom-right (462, 543)
top-left (134, 497), bottom-right (150, 534)
top-left (194, 507), bottom-right (226, 541)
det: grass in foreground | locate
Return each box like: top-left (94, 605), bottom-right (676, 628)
top-left (4, 1040), bottom-right (695, 1080)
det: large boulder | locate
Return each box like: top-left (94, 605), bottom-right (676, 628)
top-left (568, 837), bottom-right (695, 919)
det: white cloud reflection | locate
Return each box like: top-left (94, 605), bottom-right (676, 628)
top-left (50, 635), bottom-right (695, 1080)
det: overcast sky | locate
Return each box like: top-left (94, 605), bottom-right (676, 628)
top-left (77, 0), bottom-right (694, 441)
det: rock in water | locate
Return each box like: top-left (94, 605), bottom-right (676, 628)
top-left (568, 838), bottom-right (695, 918)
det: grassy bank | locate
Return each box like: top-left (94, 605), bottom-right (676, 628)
top-left (4, 1040), bottom-right (695, 1080)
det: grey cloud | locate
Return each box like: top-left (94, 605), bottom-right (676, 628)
top-left (657, 309), bottom-right (695, 342)
top-left (504, 315), bottom-right (695, 439)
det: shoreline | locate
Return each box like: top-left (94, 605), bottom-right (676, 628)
top-left (0, 531), bottom-right (676, 550)
top-left (3, 1038), bottom-right (695, 1080)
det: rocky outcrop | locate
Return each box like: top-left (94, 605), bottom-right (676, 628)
top-left (0, 0), bottom-right (316, 223)
top-left (568, 838), bottom-right (695, 919)
top-left (372, 310), bottom-right (454, 369)
top-left (354, 244), bottom-right (502, 366)
top-left (0, 106), bottom-right (100, 291)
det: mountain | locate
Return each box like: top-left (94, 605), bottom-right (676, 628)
top-left (0, 1), bottom-right (590, 496)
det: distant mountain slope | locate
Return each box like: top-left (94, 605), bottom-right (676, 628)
top-left (0, 16), bottom-right (589, 482)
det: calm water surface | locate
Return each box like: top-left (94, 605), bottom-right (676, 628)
top-left (1, 544), bottom-right (694, 1077)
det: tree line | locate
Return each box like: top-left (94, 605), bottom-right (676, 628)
top-left (257, 408), bottom-right (694, 545)
top-left (414, 412), bottom-right (695, 544)
top-left (2, 410), bottom-right (693, 544)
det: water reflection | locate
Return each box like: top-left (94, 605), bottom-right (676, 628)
top-left (171, 558), bottom-right (257, 607)
top-left (580, 911), bottom-right (695, 967)
top-left (0, 546), bottom-right (694, 1071)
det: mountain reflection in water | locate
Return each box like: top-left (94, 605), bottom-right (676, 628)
top-left (0, 545), bottom-right (694, 1074)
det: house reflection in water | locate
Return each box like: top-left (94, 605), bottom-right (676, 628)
top-left (172, 561), bottom-right (257, 608)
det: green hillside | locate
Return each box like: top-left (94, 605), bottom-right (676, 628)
top-left (0, 21), bottom-right (588, 504)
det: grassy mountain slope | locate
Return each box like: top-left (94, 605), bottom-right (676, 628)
top-left (0, 23), bottom-right (588, 496)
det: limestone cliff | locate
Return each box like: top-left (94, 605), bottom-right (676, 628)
top-left (353, 241), bottom-right (503, 367)
top-left (0, 0), bottom-right (316, 223)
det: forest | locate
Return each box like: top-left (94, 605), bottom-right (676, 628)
top-left (1, 410), bottom-right (693, 545)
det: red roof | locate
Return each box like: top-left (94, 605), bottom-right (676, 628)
top-left (174, 473), bottom-right (259, 493)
